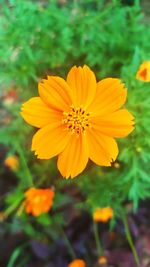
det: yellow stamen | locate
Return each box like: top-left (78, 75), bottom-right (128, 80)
top-left (62, 106), bottom-right (90, 135)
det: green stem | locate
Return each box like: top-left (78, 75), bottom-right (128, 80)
top-left (93, 221), bottom-right (104, 256)
top-left (15, 144), bottom-right (34, 187)
top-left (58, 224), bottom-right (76, 259)
top-left (122, 211), bottom-right (140, 267)
top-left (5, 195), bottom-right (24, 216)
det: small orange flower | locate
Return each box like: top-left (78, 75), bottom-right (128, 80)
top-left (4, 155), bottom-right (19, 170)
top-left (21, 65), bottom-right (134, 179)
top-left (136, 61), bottom-right (150, 82)
top-left (24, 188), bottom-right (54, 216)
top-left (68, 259), bottom-right (86, 267)
top-left (93, 207), bottom-right (113, 223)
top-left (98, 256), bottom-right (107, 265)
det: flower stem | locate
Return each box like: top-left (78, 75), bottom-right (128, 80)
top-left (58, 223), bottom-right (76, 260)
top-left (122, 211), bottom-right (140, 267)
top-left (5, 195), bottom-right (24, 216)
top-left (15, 144), bottom-right (34, 187)
top-left (93, 221), bottom-right (104, 256)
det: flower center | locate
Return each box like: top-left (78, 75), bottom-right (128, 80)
top-left (62, 105), bottom-right (90, 134)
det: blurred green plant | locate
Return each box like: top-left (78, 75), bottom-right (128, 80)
top-left (0, 0), bottom-right (149, 89)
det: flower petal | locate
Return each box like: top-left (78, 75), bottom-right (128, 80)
top-left (67, 65), bottom-right (97, 108)
top-left (87, 129), bottom-right (118, 166)
top-left (32, 122), bottom-right (71, 159)
top-left (57, 134), bottom-right (89, 178)
top-left (91, 109), bottom-right (134, 138)
top-left (88, 78), bottom-right (127, 116)
top-left (21, 97), bottom-right (62, 128)
top-left (38, 76), bottom-right (72, 111)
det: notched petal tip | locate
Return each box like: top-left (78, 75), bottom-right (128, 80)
top-left (63, 175), bottom-right (70, 179)
top-left (20, 101), bottom-right (28, 113)
top-left (62, 172), bottom-right (81, 179)
top-left (83, 64), bottom-right (91, 70)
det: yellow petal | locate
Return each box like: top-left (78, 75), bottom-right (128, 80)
top-left (21, 97), bottom-right (62, 128)
top-left (91, 109), bottom-right (134, 138)
top-left (87, 129), bottom-right (118, 166)
top-left (67, 65), bottom-right (97, 108)
top-left (88, 78), bottom-right (127, 116)
top-left (32, 122), bottom-right (71, 159)
top-left (57, 134), bottom-right (89, 178)
top-left (38, 76), bottom-right (72, 111)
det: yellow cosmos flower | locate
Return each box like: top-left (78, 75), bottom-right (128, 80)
top-left (68, 259), bottom-right (86, 267)
top-left (93, 207), bottom-right (113, 223)
top-left (24, 188), bottom-right (54, 217)
top-left (136, 61), bottom-right (150, 82)
top-left (21, 65), bottom-right (134, 179)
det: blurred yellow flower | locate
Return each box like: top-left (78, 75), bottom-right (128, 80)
top-left (4, 155), bottom-right (19, 171)
top-left (98, 256), bottom-right (107, 265)
top-left (24, 188), bottom-right (54, 217)
top-left (136, 61), bottom-right (150, 82)
top-left (68, 259), bottom-right (86, 267)
top-left (21, 65), bottom-right (134, 179)
top-left (93, 207), bottom-right (113, 223)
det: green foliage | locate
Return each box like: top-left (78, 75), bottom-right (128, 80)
top-left (0, 0), bottom-right (149, 89)
top-left (7, 245), bottom-right (27, 267)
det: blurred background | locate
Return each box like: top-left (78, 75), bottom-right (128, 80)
top-left (0, 0), bottom-right (150, 267)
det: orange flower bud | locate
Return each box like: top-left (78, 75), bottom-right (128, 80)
top-left (68, 259), bottom-right (86, 267)
top-left (136, 61), bottom-right (150, 82)
top-left (93, 207), bottom-right (113, 223)
top-left (24, 188), bottom-right (54, 216)
top-left (4, 155), bottom-right (19, 171)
